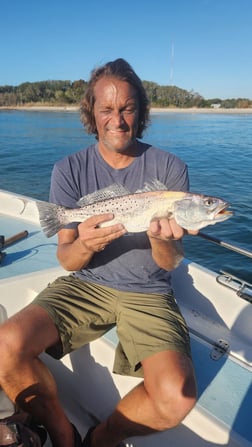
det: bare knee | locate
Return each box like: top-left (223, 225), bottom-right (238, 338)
top-left (0, 321), bottom-right (22, 357)
top-left (0, 304), bottom-right (59, 381)
top-left (0, 317), bottom-right (30, 378)
top-left (154, 368), bottom-right (197, 429)
top-left (143, 351), bottom-right (197, 430)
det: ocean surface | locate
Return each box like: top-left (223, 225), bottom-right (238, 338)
top-left (0, 109), bottom-right (251, 283)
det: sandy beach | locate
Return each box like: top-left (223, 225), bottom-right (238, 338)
top-left (151, 107), bottom-right (252, 114)
top-left (1, 105), bottom-right (252, 114)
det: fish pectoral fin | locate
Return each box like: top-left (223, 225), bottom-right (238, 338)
top-left (77, 184), bottom-right (131, 207)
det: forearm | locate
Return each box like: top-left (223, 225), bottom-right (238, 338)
top-left (56, 215), bottom-right (126, 271)
top-left (148, 236), bottom-right (184, 271)
top-left (57, 237), bottom-right (94, 271)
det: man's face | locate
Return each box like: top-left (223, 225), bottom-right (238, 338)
top-left (93, 77), bottom-right (139, 153)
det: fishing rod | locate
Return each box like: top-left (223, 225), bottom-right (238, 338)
top-left (198, 232), bottom-right (252, 259)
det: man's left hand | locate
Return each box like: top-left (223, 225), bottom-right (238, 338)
top-left (147, 218), bottom-right (198, 241)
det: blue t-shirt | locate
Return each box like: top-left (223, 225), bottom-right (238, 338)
top-left (50, 141), bottom-right (189, 293)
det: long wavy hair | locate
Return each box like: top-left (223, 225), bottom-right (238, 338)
top-left (80, 58), bottom-right (150, 138)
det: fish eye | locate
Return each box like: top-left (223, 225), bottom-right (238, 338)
top-left (204, 198), bottom-right (216, 207)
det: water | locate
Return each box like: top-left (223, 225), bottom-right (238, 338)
top-left (0, 110), bottom-right (251, 282)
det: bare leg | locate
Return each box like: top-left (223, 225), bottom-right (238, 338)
top-left (0, 304), bottom-right (74, 447)
top-left (91, 350), bottom-right (197, 447)
top-left (0, 305), bottom-right (196, 447)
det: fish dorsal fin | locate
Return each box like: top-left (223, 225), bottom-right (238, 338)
top-left (135, 179), bottom-right (168, 193)
top-left (77, 183), bottom-right (131, 207)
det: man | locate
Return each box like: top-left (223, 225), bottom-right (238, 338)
top-left (0, 59), bottom-right (197, 447)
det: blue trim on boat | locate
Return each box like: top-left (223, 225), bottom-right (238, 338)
top-left (0, 215), bottom-right (58, 279)
top-left (192, 334), bottom-right (252, 442)
top-left (105, 328), bottom-right (252, 443)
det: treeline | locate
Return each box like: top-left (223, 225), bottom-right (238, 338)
top-left (0, 80), bottom-right (87, 107)
top-left (0, 79), bottom-right (251, 109)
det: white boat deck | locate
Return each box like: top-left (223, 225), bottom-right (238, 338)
top-left (0, 213), bottom-right (59, 280)
top-left (1, 189), bottom-right (252, 446)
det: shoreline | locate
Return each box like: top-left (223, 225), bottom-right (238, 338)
top-left (151, 107), bottom-right (252, 114)
top-left (1, 105), bottom-right (252, 114)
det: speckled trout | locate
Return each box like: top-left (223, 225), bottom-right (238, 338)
top-left (36, 181), bottom-right (232, 238)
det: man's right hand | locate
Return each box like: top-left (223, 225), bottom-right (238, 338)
top-left (78, 213), bottom-right (126, 253)
top-left (56, 213), bottom-right (126, 271)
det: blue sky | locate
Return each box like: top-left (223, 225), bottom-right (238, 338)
top-left (1, 0), bottom-right (251, 99)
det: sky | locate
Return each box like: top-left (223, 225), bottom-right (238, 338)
top-left (1, 0), bottom-right (252, 99)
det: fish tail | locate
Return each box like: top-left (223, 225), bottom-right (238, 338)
top-left (36, 201), bottom-right (64, 237)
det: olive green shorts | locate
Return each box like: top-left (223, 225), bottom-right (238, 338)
top-left (33, 274), bottom-right (191, 377)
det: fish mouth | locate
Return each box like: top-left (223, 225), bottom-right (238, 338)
top-left (215, 202), bottom-right (233, 220)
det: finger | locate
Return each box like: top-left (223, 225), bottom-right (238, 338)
top-left (149, 218), bottom-right (184, 240)
top-left (148, 219), bottom-right (161, 235)
top-left (78, 219), bottom-right (126, 253)
top-left (92, 225), bottom-right (126, 253)
top-left (158, 218), bottom-right (174, 239)
top-left (186, 229), bottom-right (199, 236)
top-left (167, 218), bottom-right (185, 239)
top-left (96, 244), bottom-right (106, 253)
top-left (148, 219), bottom-right (173, 240)
top-left (95, 224), bottom-right (127, 244)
